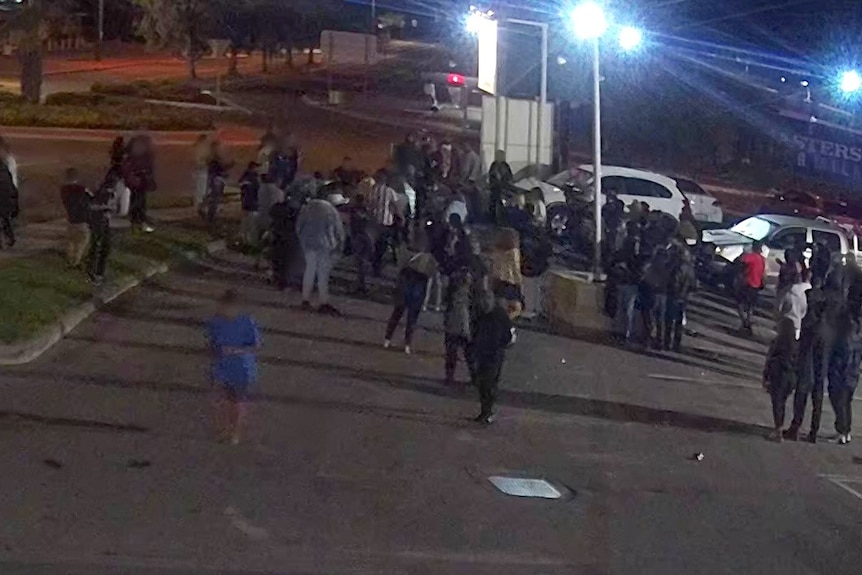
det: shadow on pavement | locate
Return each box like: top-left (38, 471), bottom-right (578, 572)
top-left (49, 333), bottom-right (772, 439)
top-left (0, 410), bottom-right (149, 434)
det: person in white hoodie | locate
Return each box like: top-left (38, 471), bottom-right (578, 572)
top-left (776, 265), bottom-right (810, 340)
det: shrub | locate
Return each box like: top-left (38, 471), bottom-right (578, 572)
top-left (44, 92), bottom-right (107, 106)
top-left (0, 101), bottom-right (216, 131)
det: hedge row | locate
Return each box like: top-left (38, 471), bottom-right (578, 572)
top-left (91, 80), bottom-right (216, 104)
top-left (0, 99), bottom-right (215, 131)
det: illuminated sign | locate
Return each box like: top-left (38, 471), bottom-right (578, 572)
top-left (477, 18), bottom-right (498, 94)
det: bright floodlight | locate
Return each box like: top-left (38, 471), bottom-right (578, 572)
top-left (466, 11), bottom-right (484, 35)
top-left (571, 2), bottom-right (607, 39)
top-left (618, 26), bottom-right (642, 51)
top-left (841, 70), bottom-right (862, 93)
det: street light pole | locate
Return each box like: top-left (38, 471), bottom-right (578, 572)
top-left (591, 36), bottom-right (602, 276)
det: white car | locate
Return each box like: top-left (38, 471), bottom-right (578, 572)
top-left (514, 164), bottom-right (688, 236)
top-left (673, 177), bottom-right (724, 223)
top-left (702, 214), bottom-right (857, 290)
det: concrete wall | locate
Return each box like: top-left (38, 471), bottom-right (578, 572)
top-left (481, 95), bottom-right (554, 175)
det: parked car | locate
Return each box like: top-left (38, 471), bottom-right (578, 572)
top-left (673, 177), bottom-right (724, 223)
top-left (700, 214), bottom-right (856, 290)
top-left (513, 164), bottom-right (688, 238)
top-left (759, 189), bottom-right (823, 218)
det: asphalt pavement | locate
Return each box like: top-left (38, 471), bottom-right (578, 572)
top-left (0, 249), bottom-right (861, 574)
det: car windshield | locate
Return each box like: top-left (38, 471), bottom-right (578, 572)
top-left (675, 178), bottom-right (709, 197)
top-left (548, 168), bottom-right (593, 191)
top-left (730, 216), bottom-right (779, 241)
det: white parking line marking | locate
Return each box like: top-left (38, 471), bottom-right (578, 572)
top-left (820, 475), bottom-right (862, 501)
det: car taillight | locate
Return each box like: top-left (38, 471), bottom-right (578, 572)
top-left (447, 73), bottom-right (465, 86)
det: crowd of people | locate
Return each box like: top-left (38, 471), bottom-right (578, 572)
top-left (196, 126), bottom-right (555, 439)
top-left (601, 194), bottom-right (698, 352)
top-left (735, 239), bottom-right (862, 445)
top-left (56, 132), bottom-right (156, 284)
top-left (27, 122), bottom-right (861, 446)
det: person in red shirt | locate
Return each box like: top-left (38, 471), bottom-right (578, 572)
top-left (736, 240), bottom-right (766, 334)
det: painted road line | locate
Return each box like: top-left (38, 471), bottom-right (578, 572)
top-left (820, 475), bottom-right (862, 502)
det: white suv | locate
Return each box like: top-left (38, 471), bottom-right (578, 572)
top-left (514, 165), bottom-right (687, 237)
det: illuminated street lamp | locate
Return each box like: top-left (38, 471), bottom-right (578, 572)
top-left (841, 70), bottom-right (862, 94)
top-left (618, 26), bottom-right (642, 52)
top-left (570, 2), bottom-right (641, 276)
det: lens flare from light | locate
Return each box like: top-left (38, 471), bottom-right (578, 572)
top-left (571, 2), bottom-right (607, 40)
top-left (841, 70), bottom-right (862, 94)
top-left (618, 26), bottom-right (642, 51)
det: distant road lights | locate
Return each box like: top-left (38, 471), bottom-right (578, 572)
top-left (571, 1), bottom-right (607, 39)
top-left (618, 26), bottom-right (642, 51)
top-left (841, 70), bottom-right (862, 94)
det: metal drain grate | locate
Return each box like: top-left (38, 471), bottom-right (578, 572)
top-left (488, 476), bottom-right (562, 499)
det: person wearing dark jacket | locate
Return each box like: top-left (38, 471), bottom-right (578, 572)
top-left (205, 141), bottom-right (234, 226)
top-left (763, 317), bottom-right (799, 442)
top-left (60, 167), bottom-right (91, 267)
top-left (827, 265), bottom-right (862, 444)
top-left (810, 240), bottom-right (832, 285)
top-left (487, 150), bottom-right (513, 225)
top-left (640, 244), bottom-right (672, 348)
top-left (384, 243), bottom-right (438, 355)
top-left (239, 162), bottom-right (260, 247)
top-left (268, 199), bottom-right (299, 291)
top-left (87, 177), bottom-right (116, 284)
top-left (348, 194), bottom-right (374, 294)
top-left (520, 221), bottom-right (553, 319)
top-left (785, 276), bottom-right (831, 442)
top-left (612, 222), bottom-right (644, 342)
top-left (123, 132), bottom-right (156, 233)
top-left (664, 248), bottom-right (697, 351)
top-left (472, 296), bottom-right (518, 424)
top-left (0, 143), bottom-right (18, 249)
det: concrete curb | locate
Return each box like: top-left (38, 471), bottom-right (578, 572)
top-left (0, 239), bottom-right (224, 366)
top-left (299, 94), bottom-right (473, 136)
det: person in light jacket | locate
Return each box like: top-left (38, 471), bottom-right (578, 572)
top-left (776, 266), bottom-right (810, 340)
top-left (296, 195), bottom-right (345, 315)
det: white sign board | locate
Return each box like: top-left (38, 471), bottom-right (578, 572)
top-left (477, 19), bottom-right (498, 94)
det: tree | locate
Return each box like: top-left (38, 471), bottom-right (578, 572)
top-left (134, 0), bottom-right (210, 79)
top-left (212, 0), bottom-right (255, 77)
top-left (0, 0), bottom-right (75, 103)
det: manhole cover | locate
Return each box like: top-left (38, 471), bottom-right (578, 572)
top-left (488, 476), bottom-right (562, 499)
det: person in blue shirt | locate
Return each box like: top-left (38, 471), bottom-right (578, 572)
top-left (206, 289), bottom-right (262, 444)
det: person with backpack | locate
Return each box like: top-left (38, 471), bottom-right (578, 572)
top-left (664, 248), bottom-right (697, 352)
top-left (384, 235), bottom-right (438, 355)
top-left (519, 215), bottom-right (553, 320)
top-left (640, 243), bottom-right (672, 348)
